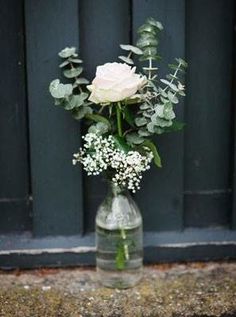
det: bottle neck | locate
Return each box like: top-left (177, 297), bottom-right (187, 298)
top-left (108, 181), bottom-right (127, 196)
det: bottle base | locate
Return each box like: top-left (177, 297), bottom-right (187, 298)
top-left (97, 267), bottom-right (143, 289)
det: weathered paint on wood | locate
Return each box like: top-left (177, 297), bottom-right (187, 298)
top-left (24, 0), bottom-right (84, 236)
top-left (0, 0), bottom-right (31, 232)
top-left (232, 0), bottom-right (236, 230)
top-left (184, 0), bottom-right (234, 228)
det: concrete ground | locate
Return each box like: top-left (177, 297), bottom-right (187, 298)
top-left (0, 262), bottom-right (235, 317)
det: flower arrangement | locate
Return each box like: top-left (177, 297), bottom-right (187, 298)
top-left (49, 17), bottom-right (187, 288)
top-left (49, 17), bottom-right (187, 192)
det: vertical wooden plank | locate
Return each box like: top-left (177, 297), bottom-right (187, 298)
top-left (184, 0), bottom-right (234, 228)
top-left (0, 0), bottom-right (31, 232)
top-left (133, 0), bottom-right (185, 231)
top-left (79, 0), bottom-right (131, 232)
top-left (232, 1), bottom-right (236, 229)
top-left (25, 0), bottom-right (83, 236)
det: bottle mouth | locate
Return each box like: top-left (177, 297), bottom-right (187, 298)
top-left (109, 182), bottom-right (128, 196)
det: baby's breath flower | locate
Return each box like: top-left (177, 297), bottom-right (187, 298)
top-left (73, 133), bottom-right (153, 192)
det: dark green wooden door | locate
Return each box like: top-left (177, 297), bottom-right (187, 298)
top-left (0, 0), bottom-right (235, 268)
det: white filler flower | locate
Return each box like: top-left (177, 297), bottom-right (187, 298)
top-left (87, 62), bottom-right (146, 104)
top-left (73, 133), bottom-right (153, 193)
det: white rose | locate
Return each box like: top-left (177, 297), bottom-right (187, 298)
top-left (87, 62), bottom-right (146, 104)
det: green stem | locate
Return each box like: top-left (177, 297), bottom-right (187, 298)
top-left (120, 228), bottom-right (129, 261)
top-left (116, 102), bottom-right (123, 137)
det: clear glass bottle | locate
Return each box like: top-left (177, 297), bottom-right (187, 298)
top-left (96, 182), bottom-right (143, 288)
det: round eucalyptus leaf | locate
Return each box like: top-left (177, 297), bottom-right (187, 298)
top-left (58, 47), bottom-right (77, 58)
top-left (147, 122), bottom-right (155, 133)
top-left (73, 106), bottom-right (92, 120)
top-left (118, 56), bottom-right (134, 65)
top-left (155, 117), bottom-right (173, 127)
top-left (143, 111), bottom-right (152, 118)
top-left (88, 122), bottom-right (109, 135)
top-left (49, 79), bottom-right (73, 99)
top-left (175, 58), bottom-right (188, 67)
top-left (138, 23), bottom-right (156, 34)
top-left (135, 117), bottom-right (148, 127)
top-left (63, 67), bottom-right (83, 78)
top-left (163, 104), bottom-right (176, 120)
top-left (138, 128), bottom-right (151, 137)
top-left (146, 18), bottom-right (163, 31)
top-left (120, 44), bottom-right (143, 55)
top-left (142, 47), bottom-right (158, 56)
top-left (154, 105), bottom-right (164, 118)
top-left (64, 92), bottom-right (88, 110)
top-left (136, 37), bottom-right (158, 48)
top-left (75, 78), bottom-right (89, 85)
top-left (126, 133), bottom-right (144, 145)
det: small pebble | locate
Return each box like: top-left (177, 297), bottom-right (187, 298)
top-left (42, 286), bottom-right (51, 291)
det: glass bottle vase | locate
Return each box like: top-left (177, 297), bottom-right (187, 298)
top-left (96, 182), bottom-right (143, 288)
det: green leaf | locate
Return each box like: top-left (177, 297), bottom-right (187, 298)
top-left (126, 133), bottom-right (145, 145)
top-left (135, 117), bottom-right (147, 127)
top-left (152, 115), bottom-right (173, 127)
top-left (167, 74), bottom-right (178, 81)
top-left (75, 78), bottom-right (89, 85)
top-left (147, 122), bottom-right (155, 133)
top-left (163, 120), bottom-right (186, 132)
top-left (85, 113), bottom-right (111, 128)
top-left (115, 242), bottom-right (126, 270)
top-left (141, 140), bottom-right (162, 167)
top-left (139, 54), bottom-right (161, 62)
top-left (178, 90), bottom-right (186, 96)
top-left (88, 122), bottom-right (109, 135)
top-left (72, 106), bottom-right (92, 120)
top-left (143, 111), bottom-right (152, 118)
top-left (123, 106), bottom-right (135, 127)
top-left (140, 103), bottom-right (150, 110)
top-left (125, 95), bottom-right (142, 104)
top-left (138, 23), bottom-right (156, 35)
top-left (68, 58), bottom-right (83, 63)
top-left (118, 56), bottom-right (134, 64)
top-left (175, 58), bottom-right (188, 68)
top-left (64, 93), bottom-right (88, 110)
top-left (142, 47), bottom-right (158, 56)
top-left (63, 67), bottom-right (83, 78)
top-left (160, 96), bottom-right (169, 104)
top-left (158, 88), bottom-right (168, 98)
top-left (58, 47), bottom-right (77, 58)
top-left (163, 104), bottom-right (176, 120)
top-left (136, 36), bottom-right (158, 48)
top-left (120, 44), bottom-right (143, 55)
top-left (59, 60), bottom-right (70, 68)
top-left (167, 91), bottom-right (179, 104)
top-left (113, 135), bottom-right (131, 153)
top-left (146, 18), bottom-right (164, 31)
top-left (160, 79), bottom-right (178, 92)
top-left (138, 128), bottom-right (151, 137)
top-left (49, 79), bottom-right (73, 99)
